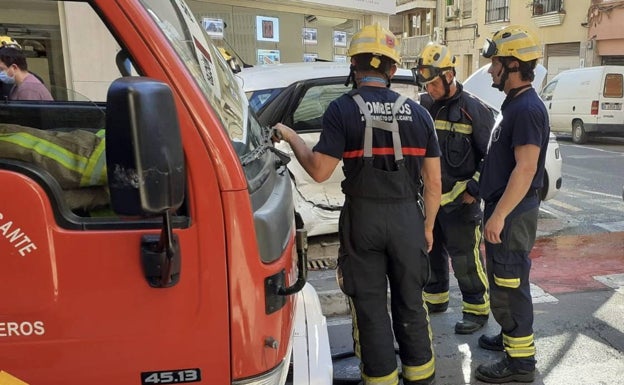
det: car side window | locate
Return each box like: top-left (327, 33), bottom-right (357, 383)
top-left (540, 81), bottom-right (557, 101)
top-left (293, 84), bottom-right (348, 132)
top-left (247, 88), bottom-right (283, 113)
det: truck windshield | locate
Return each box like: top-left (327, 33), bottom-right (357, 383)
top-left (140, 0), bottom-right (264, 160)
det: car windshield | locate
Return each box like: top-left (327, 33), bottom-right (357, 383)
top-left (140, 0), bottom-right (264, 159)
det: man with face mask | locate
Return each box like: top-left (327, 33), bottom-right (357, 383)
top-left (0, 36), bottom-right (22, 99)
top-left (0, 44), bottom-right (52, 101)
top-left (413, 43), bottom-right (494, 335)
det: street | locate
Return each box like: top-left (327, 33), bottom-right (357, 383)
top-left (307, 136), bottom-right (624, 384)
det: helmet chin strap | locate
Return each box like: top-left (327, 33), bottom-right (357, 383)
top-left (492, 62), bottom-right (518, 91)
top-left (441, 75), bottom-right (452, 98)
top-left (345, 64), bottom-right (357, 89)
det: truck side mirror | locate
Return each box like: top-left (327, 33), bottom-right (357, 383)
top-left (105, 77), bottom-right (185, 216)
top-left (105, 77), bottom-right (186, 288)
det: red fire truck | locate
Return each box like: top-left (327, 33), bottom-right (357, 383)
top-left (0, 0), bottom-right (331, 384)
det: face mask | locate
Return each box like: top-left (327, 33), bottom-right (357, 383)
top-left (0, 70), bottom-right (15, 84)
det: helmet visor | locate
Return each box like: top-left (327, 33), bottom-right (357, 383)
top-left (482, 39), bottom-right (498, 58)
top-left (412, 65), bottom-right (446, 86)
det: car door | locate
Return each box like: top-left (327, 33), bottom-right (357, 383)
top-left (264, 75), bottom-right (419, 235)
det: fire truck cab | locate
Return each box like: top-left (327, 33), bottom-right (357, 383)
top-left (0, 1), bottom-right (331, 384)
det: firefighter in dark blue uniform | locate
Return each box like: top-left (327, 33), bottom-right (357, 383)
top-left (273, 23), bottom-right (442, 385)
top-left (413, 43), bottom-right (494, 334)
top-left (476, 24), bottom-right (549, 383)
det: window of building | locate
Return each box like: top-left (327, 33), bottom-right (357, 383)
top-left (531, 0), bottom-right (564, 16)
top-left (485, 0), bottom-right (509, 23)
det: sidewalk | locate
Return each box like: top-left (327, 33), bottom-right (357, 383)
top-left (306, 231), bottom-right (624, 384)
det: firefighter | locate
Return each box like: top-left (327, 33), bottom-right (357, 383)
top-left (413, 43), bottom-right (494, 334)
top-left (476, 25), bottom-right (548, 383)
top-left (272, 23), bottom-right (442, 385)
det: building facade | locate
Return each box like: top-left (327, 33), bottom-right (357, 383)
top-left (185, 0), bottom-right (396, 65)
top-left (396, 0), bottom-right (624, 87)
top-left (2, 0), bottom-right (622, 98)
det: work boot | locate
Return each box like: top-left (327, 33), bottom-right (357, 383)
top-left (478, 333), bottom-right (505, 351)
top-left (425, 301), bottom-right (448, 314)
top-left (454, 313), bottom-right (488, 334)
top-left (475, 356), bottom-right (535, 383)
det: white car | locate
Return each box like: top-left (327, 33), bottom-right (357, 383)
top-left (237, 62), bottom-right (562, 236)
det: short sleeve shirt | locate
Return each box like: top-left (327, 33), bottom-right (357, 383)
top-left (10, 73), bottom-right (53, 101)
top-left (313, 86), bottom-right (440, 183)
top-left (480, 88), bottom-right (549, 202)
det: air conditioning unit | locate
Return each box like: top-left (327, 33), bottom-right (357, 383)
top-left (433, 27), bottom-right (445, 44)
top-left (446, 5), bottom-right (459, 19)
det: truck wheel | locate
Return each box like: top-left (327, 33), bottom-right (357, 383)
top-left (572, 120), bottom-right (588, 144)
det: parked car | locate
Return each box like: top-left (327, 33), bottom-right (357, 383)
top-left (237, 62), bottom-right (562, 236)
top-left (539, 65), bottom-right (624, 144)
top-left (464, 63), bottom-right (562, 201)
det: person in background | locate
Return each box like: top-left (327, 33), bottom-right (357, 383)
top-left (476, 24), bottom-right (549, 383)
top-left (413, 42), bottom-right (494, 334)
top-left (273, 23), bottom-right (441, 385)
top-left (0, 35), bottom-right (22, 99)
top-left (0, 46), bottom-right (53, 101)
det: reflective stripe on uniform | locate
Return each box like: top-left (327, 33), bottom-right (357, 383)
top-left (434, 120), bottom-right (472, 134)
top-left (503, 333), bottom-right (535, 358)
top-left (462, 300), bottom-right (490, 315)
top-left (463, 224), bottom-right (490, 316)
top-left (81, 137), bottom-right (107, 187)
top-left (349, 296), bottom-right (362, 359)
top-left (494, 274), bottom-right (521, 288)
top-left (402, 356), bottom-right (435, 383)
top-left (440, 180), bottom-right (468, 206)
top-left (361, 369), bottom-right (399, 385)
top-left (0, 132), bottom-right (89, 174)
top-left (423, 291), bottom-right (449, 304)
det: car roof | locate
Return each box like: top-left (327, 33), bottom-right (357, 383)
top-left (236, 62), bottom-right (414, 92)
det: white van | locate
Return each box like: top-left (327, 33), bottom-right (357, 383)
top-left (539, 65), bottom-right (624, 144)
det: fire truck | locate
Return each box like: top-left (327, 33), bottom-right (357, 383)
top-left (0, 0), bottom-right (331, 384)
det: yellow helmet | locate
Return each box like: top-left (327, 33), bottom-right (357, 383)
top-left (482, 25), bottom-right (542, 62)
top-left (0, 35), bottom-right (21, 50)
top-left (413, 43), bottom-right (456, 84)
top-left (347, 23), bottom-right (401, 64)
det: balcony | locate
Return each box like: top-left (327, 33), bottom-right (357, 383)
top-left (529, 0), bottom-right (566, 27)
top-left (400, 34), bottom-right (431, 67)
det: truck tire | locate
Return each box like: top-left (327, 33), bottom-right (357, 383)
top-left (572, 120), bottom-right (588, 144)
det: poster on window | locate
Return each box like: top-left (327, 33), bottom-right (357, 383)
top-left (202, 17), bottom-right (224, 39)
top-left (303, 28), bottom-right (318, 45)
top-left (257, 49), bottom-right (281, 65)
top-left (256, 16), bottom-right (279, 42)
top-left (334, 31), bottom-right (347, 47)
top-left (303, 53), bottom-right (318, 62)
